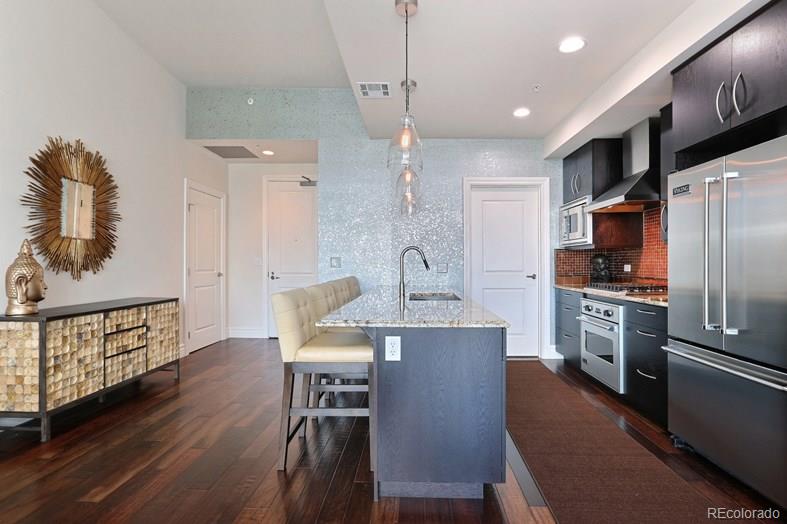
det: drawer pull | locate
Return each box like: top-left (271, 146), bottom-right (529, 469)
top-left (636, 309), bottom-right (656, 315)
top-left (562, 306), bottom-right (573, 311)
top-left (636, 368), bottom-right (658, 380)
top-left (563, 293), bottom-right (573, 297)
top-left (562, 333), bottom-right (574, 339)
top-left (636, 329), bottom-right (657, 338)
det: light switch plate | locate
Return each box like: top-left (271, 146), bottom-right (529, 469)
top-left (436, 263), bottom-right (448, 273)
top-left (624, 264), bottom-right (632, 272)
top-left (330, 256), bottom-right (342, 268)
top-left (385, 336), bottom-right (401, 361)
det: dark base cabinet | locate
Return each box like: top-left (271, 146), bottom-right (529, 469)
top-left (557, 330), bottom-right (581, 369)
top-left (623, 323), bottom-right (668, 427)
top-left (555, 288), bottom-right (581, 368)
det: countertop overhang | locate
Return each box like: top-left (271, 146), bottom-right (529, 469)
top-left (316, 286), bottom-right (509, 328)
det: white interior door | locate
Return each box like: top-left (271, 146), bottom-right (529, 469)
top-left (187, 186), bottom-right (223, 351)
top-left (469, 186), bottom-right (541, 357)
top-left (266, 180), bottom-right (318, 338)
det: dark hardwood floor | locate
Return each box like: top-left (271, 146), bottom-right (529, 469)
top-left (0, 339), bottom-right (543, 524)
top-left (2, 340), bottom-right (773, 523)
top-left (538, 360), bottom-right (783, 518)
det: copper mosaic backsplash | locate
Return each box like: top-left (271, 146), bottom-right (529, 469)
top-left (555, 207), bottom-right (667, 285)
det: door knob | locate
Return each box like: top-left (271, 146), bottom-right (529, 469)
top-left (217, 272), bottom-right (224, 277)
top-left (526, 273), bottom-right (537, 279)
top-left (270, 272), bottom-right (281, 280)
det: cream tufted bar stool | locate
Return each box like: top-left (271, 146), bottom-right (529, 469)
top-left (271, 279), bottom-right (373, 471)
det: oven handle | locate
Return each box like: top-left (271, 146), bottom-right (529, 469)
top-left (577, 316), bottom-right (617, 332)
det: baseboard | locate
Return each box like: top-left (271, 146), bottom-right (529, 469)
top-left (540, 344), bottom-right (562, 360)
top-left (228, 327), bottom-right (268, 339)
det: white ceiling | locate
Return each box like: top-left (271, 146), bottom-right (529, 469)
top-left (95, 0), bottom-right (349, 87)
top-left (194, 139), bottom-right (318, 164)
top-left (96, 0), bottom-right (711, 146)
top-left (324, 0), bottom-right (695, 139)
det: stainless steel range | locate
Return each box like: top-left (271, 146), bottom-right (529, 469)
top-left (584, 282), bottom-right (668, 295)
top-left (578, 298), bottom-right (625, 393)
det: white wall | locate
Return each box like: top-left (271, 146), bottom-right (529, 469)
top-left (227, 163), bottom-right (318, 337)
top-left (0, 1), bottom-right (227, 345)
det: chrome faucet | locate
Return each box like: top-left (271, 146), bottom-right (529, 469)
top-left (399, 246), bottom-right (430, 311)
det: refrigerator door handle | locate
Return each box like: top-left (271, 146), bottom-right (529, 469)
top-left (663, 345), bottom-right (787, 392)
top-left (722, 171), bottom-right (739, 336)
top-left (703, 176), bottom-right (721, 331)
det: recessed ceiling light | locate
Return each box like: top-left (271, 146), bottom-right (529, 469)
top-left (513, 107), bottom-right (531, 118)
top-left (559, 36), bottom-right (586, 53)
top-left (261, 150), bottom-right (275, 156)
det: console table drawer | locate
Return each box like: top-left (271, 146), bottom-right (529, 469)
top-left (105, 307), bottom-right (146, 334)
top-left (105, 348), bottom-right (146, 387)
top-left (105, 326), bottom-right (147, 357)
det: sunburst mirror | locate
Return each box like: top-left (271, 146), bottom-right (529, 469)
top-left (21, 137), bottom-right (120, 280)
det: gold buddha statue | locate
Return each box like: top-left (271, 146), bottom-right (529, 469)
top-left (5, 239), bottom-right (47, 315)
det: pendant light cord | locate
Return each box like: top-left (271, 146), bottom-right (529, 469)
top-left (405, 6), bottom-right (410, 115)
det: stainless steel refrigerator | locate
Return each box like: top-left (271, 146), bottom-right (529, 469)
top-left (667, 134), bottom-right (787, 508)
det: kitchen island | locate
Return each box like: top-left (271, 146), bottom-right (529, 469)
top-left (317, 286), bottom-right (508, 500)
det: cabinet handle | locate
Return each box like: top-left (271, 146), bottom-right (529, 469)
top-left (562, 293), bottom-right (573, 297)
top-left (562, 306), bottom-right (572, 311)
top-left (715, 81), bottom-right (726, 124)
top-left (732, 72), bottom-right (743, 116)
top-left (635, 309), bottom-right (656, 315)
top-left (636, 329), bottom-right (657, 338)
top-left (660, 204), bottom-right (667, 234)
top-left (573, 173), bottom-right (580, 194)
top-left (636, 368), bottom-right (658, 380)
top-left (562, 333), bottom-right (574, 339)
top-left (574, 172), bottom-right (581, 193)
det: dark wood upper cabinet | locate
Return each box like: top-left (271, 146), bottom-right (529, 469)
top-left (659, 104), bottom-right (673, 242)
top-left (562, 152), bottom-right (577, 204)
top-left (672, 0), bottom-right (787, 152)
top-left (672, 36), bottom-right (733, 152)
top-left (730, 0), bottom-right (787, 127)
top-left (562, 139), bottom-right (622, 204)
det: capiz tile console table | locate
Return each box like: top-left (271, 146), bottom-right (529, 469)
top-left (0, 298), bottom-right (179, 441)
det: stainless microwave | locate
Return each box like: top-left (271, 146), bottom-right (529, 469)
top-left (560, 196), bottom-right (593, 247)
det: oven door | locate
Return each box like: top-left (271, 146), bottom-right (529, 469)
top-left (580, 315), bottom-right (625, 393)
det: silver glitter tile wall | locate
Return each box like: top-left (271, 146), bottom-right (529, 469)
top-left (187, 87), bottom-right (562, 296)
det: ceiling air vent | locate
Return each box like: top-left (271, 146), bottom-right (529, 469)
top-left (203, 146), bottom-right (258, 159)
top-left (357, 82), bottom-right (391, 98)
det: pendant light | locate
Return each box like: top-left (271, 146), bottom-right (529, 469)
top-left (388, 0), bottom-right (422, 217)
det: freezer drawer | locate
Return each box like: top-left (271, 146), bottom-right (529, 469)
top-left (665, 341), bottom-right (787, 508)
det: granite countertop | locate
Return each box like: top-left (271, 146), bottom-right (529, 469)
top-left (555, 284), bottom-right (668, 308)
top-left (316, 286), bottom-right (509, 328)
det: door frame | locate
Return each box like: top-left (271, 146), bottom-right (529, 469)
top-left (462, 177), bottom-right (553, 359)
top-left (261, 175), bottom-right (319, 338)
top-left (183, 178), bottom-right (227, 354)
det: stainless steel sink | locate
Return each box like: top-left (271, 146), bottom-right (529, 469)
top-left (409, 292), bottom-right (461, 301)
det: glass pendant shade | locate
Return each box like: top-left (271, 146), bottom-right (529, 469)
top-left (395, 166), bottom-right (421, 197)
top-left (400, 191), bottom-right (417, 217)
top-left (387, 114), bottom-right (423, 172)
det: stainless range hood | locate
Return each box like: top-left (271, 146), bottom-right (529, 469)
top-left (586, 118), bottom-right (661, 213)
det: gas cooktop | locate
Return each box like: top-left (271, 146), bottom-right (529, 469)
top-left (584, 282), bottom-right (668, 295)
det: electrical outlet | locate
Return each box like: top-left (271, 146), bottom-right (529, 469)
top-left (385, 336), bottom-right (401, 361)
top-left (330, 256), bottom-right (342, 268)
top-left (436, 263), bottom-right (448, 273)
top-left (624, 264), bottom-right (632, 272)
